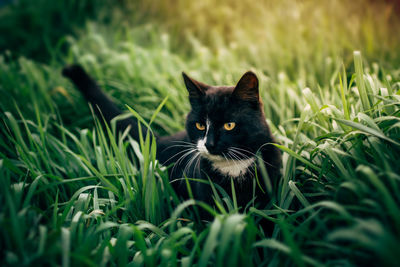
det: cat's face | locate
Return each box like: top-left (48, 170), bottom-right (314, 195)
top-left (183, 72), bottom-right (273, 169)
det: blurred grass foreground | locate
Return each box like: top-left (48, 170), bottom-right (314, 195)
top-left (1, 0), bottom-right (400, 266)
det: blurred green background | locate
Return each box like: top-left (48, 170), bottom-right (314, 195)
top-left (1, 0), bottom-right (400, 130)
top-left (1, 0), bottom-right (400, 266)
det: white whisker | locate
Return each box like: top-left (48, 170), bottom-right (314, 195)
top-left (170, 148), bottom-right (197, 176)
top-left (164, 147), bottom-right (196, 164)
top-left (162, 143), bottom-right (195, 153)
top-left (229, 146), bottom-right (275, 168)
top-left (183, 152), bottom-right (200, 178)
top-left (228, 150), bottom-right (255, 180)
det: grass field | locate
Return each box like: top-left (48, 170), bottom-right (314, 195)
top-left (1, 0), bottom-right (400, 266)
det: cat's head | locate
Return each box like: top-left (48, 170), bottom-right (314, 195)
top-left (183, 71), bottom-right (273, 166)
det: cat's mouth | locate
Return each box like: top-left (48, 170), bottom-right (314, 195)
top-left (197, 147), bottom-right (256, 177)
top-left (199, 150), bottom-right (226, 162)
top-left (197, 144), bottom-right (249, 164)
top-left (196, 138), bottom-right (225, 161)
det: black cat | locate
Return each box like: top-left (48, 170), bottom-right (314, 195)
top-left (62, 65), bottom-right (281, 212)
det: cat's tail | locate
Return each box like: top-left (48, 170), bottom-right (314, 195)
top-left (62, 64), bottom-right (153, 142)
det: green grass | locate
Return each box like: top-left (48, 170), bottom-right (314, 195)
top-left (1, 0), bottom-right (400, 266)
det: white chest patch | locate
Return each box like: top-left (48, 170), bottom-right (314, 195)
top-left (210, 157), bottom-right (255, 177)
top-left (196, 126), bottom-right (255, 178)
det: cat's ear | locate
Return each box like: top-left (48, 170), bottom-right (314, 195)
top-left (182, 72), bottom-right (208, 98)
top-left (232, 71), bottom-right (259, 102)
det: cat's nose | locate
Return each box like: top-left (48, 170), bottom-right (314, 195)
top-left (205, 131), bottom-right (218, 153)
top-left (205, 139), bottom-right (216, 153)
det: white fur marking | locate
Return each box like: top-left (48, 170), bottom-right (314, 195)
top-left (211, 157), bottom-right (255, 177)
top-left (197, 118), bottom-right (211, 154)
top-left (197, 138), bottom-right (208, 154)
top-left (197, 138), bottom-right (255, 177)
top-left (205, 119), bottom-right (211, 135)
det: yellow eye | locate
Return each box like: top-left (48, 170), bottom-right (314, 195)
top-left (223, 122), bottom-right (236, 131)
top-left (196, 122), bottom-right (206, 130)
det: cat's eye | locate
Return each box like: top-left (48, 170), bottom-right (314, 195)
top-left (195, 122), bottom-right (206, 130)
top-left (223, 122), bottom-right (236, 131)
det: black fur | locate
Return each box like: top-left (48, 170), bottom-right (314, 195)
top-left (62, 65), bottom-right (282, 212)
